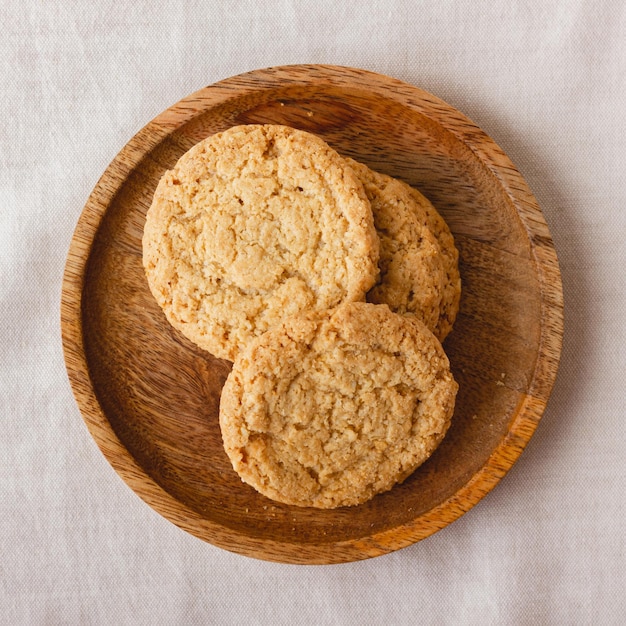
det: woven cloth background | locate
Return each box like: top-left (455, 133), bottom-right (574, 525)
top-left (2, 1), bottom-right (624, 623)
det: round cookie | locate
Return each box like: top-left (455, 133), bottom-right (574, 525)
top-left (344, 157), bottom-right (447, 337)
top-left (219, 302), bottom-right (458, 509)
top-left (142, 124), bottom-right (379, 361)
top-left (404, 184), bottom-right (461, 341)
top-left (345, 158), bottom-right (461, 341)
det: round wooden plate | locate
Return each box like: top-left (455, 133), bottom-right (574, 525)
top-left (61, 65), bottom-right (563, 564)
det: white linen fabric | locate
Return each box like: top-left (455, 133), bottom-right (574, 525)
top-left (1, 1), bottom-right (624, 623)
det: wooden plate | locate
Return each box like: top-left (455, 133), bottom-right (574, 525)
top-left (61, 65), bottom-right (563, 564)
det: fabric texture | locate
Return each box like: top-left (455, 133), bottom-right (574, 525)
top-left (2, 1), bottom-right (625, 623)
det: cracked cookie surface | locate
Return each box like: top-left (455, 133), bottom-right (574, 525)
top-left (404, 183), bottom-right (461, 341)
top-left (345, 158), bottom-right (461, 341)
top-left (219, 302), bottom-right (458, 508)
top-left (142, 124), bottom-right (379, 361)
top-left (345, 158), bottom-right (447, 337)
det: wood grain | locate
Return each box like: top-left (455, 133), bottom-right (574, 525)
top-left (61, 65), bottom-right (564, 564)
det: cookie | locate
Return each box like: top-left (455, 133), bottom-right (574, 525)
top-left (142, 124), bottom-right (379, 361)
top-left (345, 158), bottom-right (460, 341)
top-left (404, 184), bottom-right (461, 340)
top-left (219, 302), bottom-right (458, 508)
top-left (344, 157), bottom-right (447, 336)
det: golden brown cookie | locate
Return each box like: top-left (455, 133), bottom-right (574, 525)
top-left (219, 302), bottom-right (458, 508)
top-left (142, 124), bottom-right (379, 361)
top-left (345, 158), bottom-right (460, 341)
top-left (404, 184), bottom-right (461, 340)
top-left (345, 157), bottom-right (447, 336)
